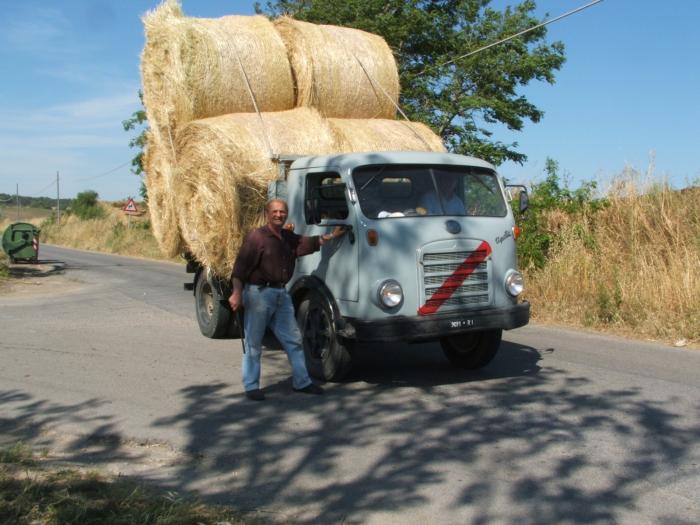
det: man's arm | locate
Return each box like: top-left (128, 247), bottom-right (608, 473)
top-left (229, 277), bottom-right (243, 311)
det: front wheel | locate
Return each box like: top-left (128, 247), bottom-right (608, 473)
top-left (296, 292), bottom-right (352, 381)
top-left (195, 272), bottom-right (239, 339)
top-left (440, 329), bottom-right (502, 369)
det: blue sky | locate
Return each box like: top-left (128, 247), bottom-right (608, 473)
top-left (0, 0), bottom-right (698, 201)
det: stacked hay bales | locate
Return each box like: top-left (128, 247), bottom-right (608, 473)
top-left (140, 0), bottom-right (446, 276)
top-left (274, 17), bottom-right (400, 119)
top-left (141, 131), bottom-right (183, 256)
top-left (329, 118), bottom-right (446, 153)
top-left (140, 0), bottom-right (295, 257)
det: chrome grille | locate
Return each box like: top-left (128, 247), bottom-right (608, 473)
top-left (421, 249), bottom-right (490, 312)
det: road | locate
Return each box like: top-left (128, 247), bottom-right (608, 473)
top-left (1, 244), bottom-right (699, 524)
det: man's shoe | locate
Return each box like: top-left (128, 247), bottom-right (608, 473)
top-left (293, 383), bottom-right (324, 395)
top-left (245, 389), bottom-right (265, 401)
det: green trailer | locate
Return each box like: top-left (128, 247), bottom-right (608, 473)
top-left (2, 222), bottom-right (40, 263)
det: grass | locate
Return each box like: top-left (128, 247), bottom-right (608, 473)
top-left (524, 168), bottom-right (700, 346)
top-left (0, 443), bottom-right (251, 525)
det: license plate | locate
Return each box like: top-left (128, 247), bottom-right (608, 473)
top-left (447, 319), bottom-right (475, 329)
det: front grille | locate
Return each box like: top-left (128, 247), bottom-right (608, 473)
top-left (421, 249), bottom-right (490, 312)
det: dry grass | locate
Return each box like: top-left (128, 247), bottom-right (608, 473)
top-left (39, 204), bottom-right (179, 262)
top-left (524, 168), bottom-right (700, 346)
top-left (0, 443), bottom-right (252, 525)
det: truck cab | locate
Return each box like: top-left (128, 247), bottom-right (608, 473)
top-left (190, 151), bottom-right (529, 381)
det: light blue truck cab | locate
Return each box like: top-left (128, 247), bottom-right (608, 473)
top-left (274, 151), bottom-right (530, 380)
top-left (188, 151), bottom-right (529, 380)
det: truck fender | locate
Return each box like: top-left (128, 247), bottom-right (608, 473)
top-left (289, 276), bottom-right (345, 332)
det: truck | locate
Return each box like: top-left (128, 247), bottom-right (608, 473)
top-left (185, 150), bottom-right (530, 380)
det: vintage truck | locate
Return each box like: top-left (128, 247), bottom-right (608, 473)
top-left (186, 150), bottom-right (530, 380)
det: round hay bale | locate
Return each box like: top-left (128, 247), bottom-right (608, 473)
top-left (173, 108), bottom-right (339, 277)
top-left (142, 131), bottom-right (185, 258)
top-left (274, 17), bottom-right (399, 119)
top-left (329, 118), bottom-right (446, 153)
top-left (141, 0), bottom-right (295, 142)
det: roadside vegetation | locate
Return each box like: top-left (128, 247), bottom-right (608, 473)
top-left (519, 162), bottom-right (699, 347)
top-left (38, 195), bottom-right (177, 262)
top-left (0, 443), bottom-right (250, 525)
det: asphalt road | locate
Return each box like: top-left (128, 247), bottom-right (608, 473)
top-left (1, 244), bottom-right (699, 524)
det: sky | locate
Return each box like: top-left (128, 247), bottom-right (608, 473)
top-left (0, 0), bottom-right (698, 201)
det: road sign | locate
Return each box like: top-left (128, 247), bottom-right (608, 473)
top-left (123, 198), bottom-right (139, 215)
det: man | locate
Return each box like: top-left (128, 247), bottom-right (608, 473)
top-left (229, 198), bottom-right (347, 401)
top-left (419, 173), bottom-right (466, 215)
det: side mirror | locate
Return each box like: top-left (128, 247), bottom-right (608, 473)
top-left (519, 191), bottom-right (529, 214)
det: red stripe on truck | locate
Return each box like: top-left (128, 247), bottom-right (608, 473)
top-left (417, 241), bottom-right (491, 316)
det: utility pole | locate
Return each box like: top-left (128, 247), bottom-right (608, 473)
top-left (16, 183), bottom-right (20, 220)
top-left (56, 171), bottom-right (61, 226)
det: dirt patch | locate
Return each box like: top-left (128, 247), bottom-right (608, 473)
top-left (0, 261), bottom-right (83, 298)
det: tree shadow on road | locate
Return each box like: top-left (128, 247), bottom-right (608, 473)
top-left (150, 338), bottom-right (700, 524)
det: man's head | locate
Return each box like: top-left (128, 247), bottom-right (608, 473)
top-left (265, 198), bottom-right (288, 230)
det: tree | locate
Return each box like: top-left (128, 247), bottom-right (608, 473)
top-left (257, 0), bottom-right (565, 165)
top-left (122, 91), bottom-right (149, 200)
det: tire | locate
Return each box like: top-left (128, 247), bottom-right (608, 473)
top-left (195, 272), bottom-right (236, 339)
top-left (440, 329), bottom-right (502, 369)
top-left (296, 292), bottom-right (352, 381)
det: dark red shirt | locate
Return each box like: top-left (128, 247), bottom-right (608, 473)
top-left (231, 226), bottom-right (320, 285)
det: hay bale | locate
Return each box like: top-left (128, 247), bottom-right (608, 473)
top-left (329, 118), bottom-right (446, 153)
top-left (173, 108), bottom-right (339, 276)
top-left (275, 17), bottom-right (400, 119)
top-left (141, 0), bottom-right (295, 142)
top-left (142, 131), bottom-right (184, 258)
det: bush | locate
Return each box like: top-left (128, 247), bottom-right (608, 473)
top-left (516, 158), bottom-right (602, 270)
top-left (71, 190), bottom-right (105, 220)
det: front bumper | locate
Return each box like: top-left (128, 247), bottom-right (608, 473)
top-left (339, 301), bottom-right (530, 343)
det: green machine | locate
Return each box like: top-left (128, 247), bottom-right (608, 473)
top-left (2, 222), bottom-right (40, 263)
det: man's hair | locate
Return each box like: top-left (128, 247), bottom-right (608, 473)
top-left (265, 198), bottom-right (288, 213)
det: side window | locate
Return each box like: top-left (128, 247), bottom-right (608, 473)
top-left (304, 172), bottom-right (349, 224)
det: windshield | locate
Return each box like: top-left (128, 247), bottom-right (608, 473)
top-left (351, 164), bottom-right (507, 219)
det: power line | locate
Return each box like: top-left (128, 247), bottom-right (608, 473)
top-left (75, 160), bottom-right (132, 182)
top-left (422, 0), bottom-right (605, 74)
top-left (28, 179), bottom-right (58, 197)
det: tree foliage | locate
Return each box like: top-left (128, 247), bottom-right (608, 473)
top-left (258, 0), bottom-right (565, 165)
top-left (122, 91), bottom-right (149, 200)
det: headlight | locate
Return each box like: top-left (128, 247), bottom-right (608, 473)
top-left (378, 280), bottom-right (403, 308)
top-left (505, 271), bottom-right (524, 297)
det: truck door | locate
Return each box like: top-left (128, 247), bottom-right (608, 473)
top-left (298, 171), bottom-right (359, 302)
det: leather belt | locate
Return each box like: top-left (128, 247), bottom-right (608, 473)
top-left (254, 281), bottom-right (286, 289)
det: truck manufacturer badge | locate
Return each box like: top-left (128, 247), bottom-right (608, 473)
top-left (495, 229), bottom-right (512, 244)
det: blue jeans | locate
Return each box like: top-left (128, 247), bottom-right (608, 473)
top-left (241, 284), bottom-right (312, 391)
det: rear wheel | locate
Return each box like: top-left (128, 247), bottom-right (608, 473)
top-left (195, 272), bottom-right (239, 339)
top-left (296, 292), bottom-right (352, 381)
top-left (440, 329), bottom-right (502, 369)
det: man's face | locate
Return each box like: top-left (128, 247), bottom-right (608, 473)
top-left (267, 201), bottom-right (288, 229)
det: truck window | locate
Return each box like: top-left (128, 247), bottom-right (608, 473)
top-left (304, 172), bottom-right (349, 224)
top-left (352, 164), bottom-right (507, 219)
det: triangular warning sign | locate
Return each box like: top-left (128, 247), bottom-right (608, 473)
top-left (123, 198), bottom-right (138, 213)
